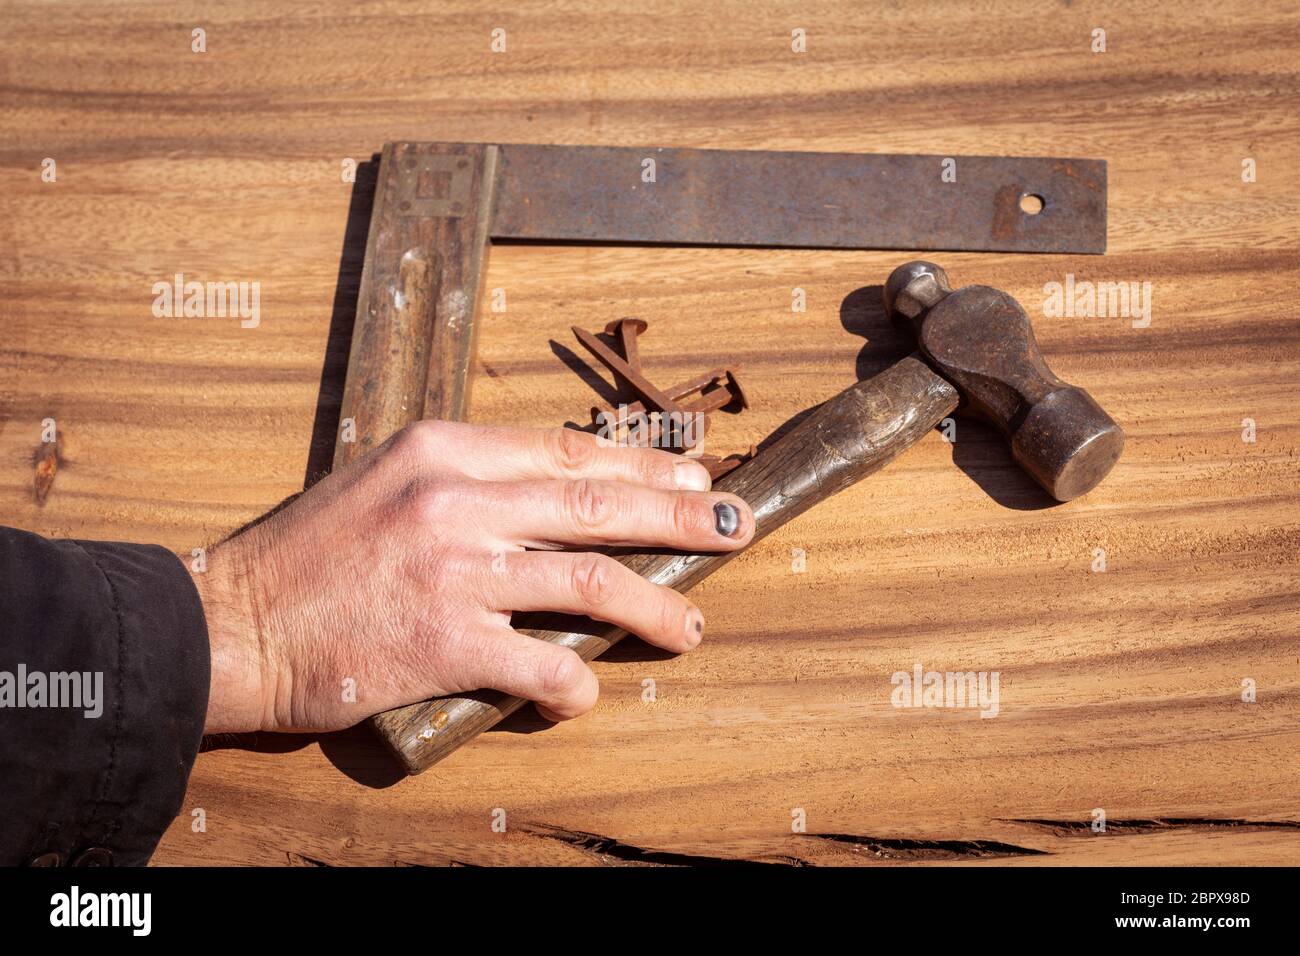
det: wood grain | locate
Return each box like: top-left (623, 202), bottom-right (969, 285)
top-left (1, 0), bottom-right (1297, 866)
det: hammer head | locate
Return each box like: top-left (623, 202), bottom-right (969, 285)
top-left (884, 261), bottom-right (1124, 502)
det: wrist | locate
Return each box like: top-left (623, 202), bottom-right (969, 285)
top-left (192, 535), bottom-right (276, 734)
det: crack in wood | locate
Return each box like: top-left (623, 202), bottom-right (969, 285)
top-left (521, 823), bottom-right (804, 867)
top-left (801, 832), bottom-right (1048, 860)
top-left (281, 819), bottom-right (1297, 867)
top-left (284, 851), bottom-right (331, 866)
top-left (1003, 817), bottom-right (1300, 837)
top-left (393, 858), bottom-right (477, 867)
top-left (524, 824), bottom-right (1047, 865)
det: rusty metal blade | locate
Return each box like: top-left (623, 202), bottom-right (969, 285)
top-left (491, 145), bottom-right (1106, 254)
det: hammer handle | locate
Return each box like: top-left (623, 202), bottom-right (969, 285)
top-left (371, 354), bottom-right (959, 773)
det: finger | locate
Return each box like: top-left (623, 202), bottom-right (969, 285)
top-left (481, 478), bottom-right (754, 551)
top-left (449, 625), bottom-right (599, 720)
top-left (482, 551), bottom-right (704, 653)
top-left (416, 422), bottom-right (713, 491)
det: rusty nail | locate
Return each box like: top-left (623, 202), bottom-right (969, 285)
top-left (618, 408), bottom-right (710, 453)
top-left (692, 382), bottom-right (739, 414)
top-left (724, 370), bottom-right (749, 411)
top-left (700, 443), bottom-right (756, 480)
top-left (592, 366), bottom-right (734, 427)
top-left (603, 317), bottom-right (649, 373)
top-left (572, 325), bottom-right (683, 414)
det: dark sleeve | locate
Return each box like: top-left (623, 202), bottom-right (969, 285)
top-left (0, 526), bottom-right (210, 867)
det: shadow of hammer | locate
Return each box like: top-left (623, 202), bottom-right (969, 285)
top-left (371, 261), bottom-right (1126, 774)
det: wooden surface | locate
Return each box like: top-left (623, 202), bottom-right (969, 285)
top-left (2, 1), bottom-right (1297, 866)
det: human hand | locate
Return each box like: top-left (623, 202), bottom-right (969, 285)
top-left (193, 421), bottom-right (754, 734)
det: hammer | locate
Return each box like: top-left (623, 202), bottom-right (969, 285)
top-left (371, 261), bottom-right (1125, 772)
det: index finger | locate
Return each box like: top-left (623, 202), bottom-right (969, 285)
top-left (418, 422), bottom-right (714, 492)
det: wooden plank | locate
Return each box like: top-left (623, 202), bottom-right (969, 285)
top-left (0, 0), bottom-right (1296, 867)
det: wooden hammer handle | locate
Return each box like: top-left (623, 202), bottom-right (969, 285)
top-left (370, 354), bottom-right (959, 773)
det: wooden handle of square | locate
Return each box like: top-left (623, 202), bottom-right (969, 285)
top-left (332, 142), bottom-right (497, 470)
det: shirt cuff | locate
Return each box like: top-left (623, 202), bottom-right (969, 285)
top-left (0, 529), bottom-right (210, 866)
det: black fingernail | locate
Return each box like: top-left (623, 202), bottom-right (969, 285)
top-left (713, 502), bottom-right (741, 537)
top-left (685, 609), bottom-right (704, 647)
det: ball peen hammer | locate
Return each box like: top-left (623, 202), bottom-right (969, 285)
top-left (371, 261), bottom-right (1125, 773)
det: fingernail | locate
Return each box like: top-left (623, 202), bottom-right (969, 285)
top-left (674, 459), bottom-right (711, 491)
top-left (685, 609), bottom-right (704, 647)
top-left (713, 501), bottom-right (741, 537)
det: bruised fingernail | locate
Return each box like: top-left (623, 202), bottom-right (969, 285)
top-left (685, 608), bottom-right (704, 647)
top-left (674, 459), bottom-right (711, 491)
top-left (713, 501), bottom-right (741, 537)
